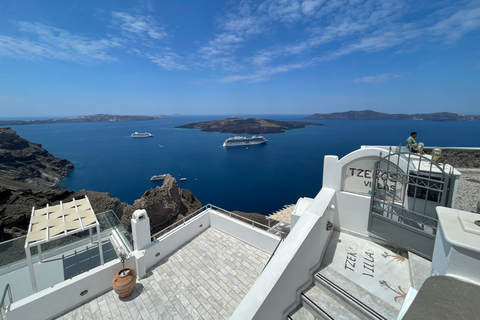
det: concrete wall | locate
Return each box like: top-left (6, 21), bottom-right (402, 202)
top-left (143, 211), bottom-right (211, 271)
top-left (209, 210), bottom-right (280, 254)
top-left (7, 259), bottom-right (123, 320)
top-left (323, 147), bottom-right (409, 235)
top-left (231, 188), bottom-right (336, 320)
top-left (432, 207), bottom-right (480, 285)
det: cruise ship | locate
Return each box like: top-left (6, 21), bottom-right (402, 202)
top-left (149, 174), bottom-right (166, 181)
top-left (223, 135), bottom-right (267, 147)
top-left (130, 132), bottom-right (153, 138)
top-left (1, 145), bottom-right (479, 320)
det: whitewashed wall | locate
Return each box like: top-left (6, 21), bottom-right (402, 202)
top-left (231, 188), bottom-right (336, 320)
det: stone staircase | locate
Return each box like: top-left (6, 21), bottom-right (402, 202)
top-left (288, 266), bottom-right (398, 320)
top-left (287, 231), bottom-right (432, 320)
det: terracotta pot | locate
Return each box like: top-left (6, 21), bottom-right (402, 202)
top-left (112, 267), bottom-right (136, 298)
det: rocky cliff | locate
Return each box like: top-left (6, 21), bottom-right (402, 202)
top-left (121, 174), bottom-right (202, 234)
top-left (0, 188), bottom-right (127, 240)
top-left (0, 127), bottom-right (74, 189)
top-left (0, 114), bottom-right (171, 126)
top-left (424, 148), bottom-right (480, 168)
top-left (305, 110), bottom-right (480, 121)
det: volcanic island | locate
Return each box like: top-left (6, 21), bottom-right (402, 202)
top-left (176, 117), bottom-right (323, 134)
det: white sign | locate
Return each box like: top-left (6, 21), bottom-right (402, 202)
top-left (342, 157), bottom-right (405, 203)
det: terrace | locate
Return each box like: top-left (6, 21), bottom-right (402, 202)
top-left (1, 204), bottom-right (282, 320)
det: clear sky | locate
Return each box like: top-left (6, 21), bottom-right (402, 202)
top-left (1, 0), bottom-right (479, 117)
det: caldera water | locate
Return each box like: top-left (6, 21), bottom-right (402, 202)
top-left (9, 115), bottom-right (480, 215)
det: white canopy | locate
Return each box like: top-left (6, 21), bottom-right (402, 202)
top-left (24, 196), bottom-right (104, 292)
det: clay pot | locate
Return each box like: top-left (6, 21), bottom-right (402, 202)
top-left (112, 267), bottom-right (136, 298)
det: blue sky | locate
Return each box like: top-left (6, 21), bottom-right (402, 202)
top-left (1, 0), bottom-right (479, 117)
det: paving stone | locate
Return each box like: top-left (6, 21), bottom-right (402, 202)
top-left (54, 227), bottom-right (271, 319)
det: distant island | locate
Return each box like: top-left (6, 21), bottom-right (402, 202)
top-left (176, 118), bottom-right (322, 134)
top-left (0, 114), bottom-right (171, 126)
top-left (305, 110), bottom-right (480, 121)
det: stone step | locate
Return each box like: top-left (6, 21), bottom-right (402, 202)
top-left (301, 284), bottom-right (359, 320)
top-left (288, 305), bottom-right (318, 320)
top-left (315, 266), bottom-right (399, 320)
top-left (407, 251), bottom-right (432, 290)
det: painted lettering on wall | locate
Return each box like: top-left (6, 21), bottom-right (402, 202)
top-left (342, 157), bottom-right (405, 203)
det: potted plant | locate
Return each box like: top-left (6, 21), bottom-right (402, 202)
top-left (112, 247), bottom-right (136, 298)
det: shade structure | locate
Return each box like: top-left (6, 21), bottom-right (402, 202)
top-left (24, 196), bottom-right (104, 292)
top-left (267, 204), bottom-right (295, 224)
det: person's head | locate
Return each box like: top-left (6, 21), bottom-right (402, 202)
top-left (410, 132), bottom-right (417, 138)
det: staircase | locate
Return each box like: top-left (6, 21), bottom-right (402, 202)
top-left (288, 266), bottom-right (398, 320)
top-left (287, 231), bottom-right (432, 320)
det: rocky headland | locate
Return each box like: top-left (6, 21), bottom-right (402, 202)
top-left (0, 114), bottom-right (171, 126)
top-left (0, 127), bottom-right (74, 190)
top-left (306, 110), bottom-right (480, 121)
top-left (0, 127), bottom-right (201, 241)
top-left (176, 117), bottom-right (322, 134)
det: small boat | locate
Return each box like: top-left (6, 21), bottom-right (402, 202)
top-left (150, 174), bottom-right (166, 181)
top-left (180, 178), bottom-right (187, 181)
top-left (131, 132), bottom-right (153, 138)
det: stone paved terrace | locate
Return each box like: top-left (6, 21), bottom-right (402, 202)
top-left (55, 227), bottom-right (271, 320)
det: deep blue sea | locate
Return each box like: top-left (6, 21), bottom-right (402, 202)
top-left (8, 115), bottom-right (480, 215)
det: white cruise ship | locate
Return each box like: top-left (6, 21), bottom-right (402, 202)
top-left (223, 135), bottom-right (267, 147)
top-left (130, 132), bottom-right (153, 138)
top-left (1, 145), bottom-right (479, 320)
top-left (150, 174), bottom-right (166, 181)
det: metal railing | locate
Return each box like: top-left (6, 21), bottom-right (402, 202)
top-left (262, 233), bottom-right (286, 272)
top-left (151, 204), bottom-right (286, 240)
top-left (1, 284), bottom-right (12, 320)
top-left (208, 204), bottom-right (286, 234)
top-left (0, 210), bottom-right (131, 274)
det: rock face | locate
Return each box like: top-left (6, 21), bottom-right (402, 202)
top-left (0, 114), bottom-right (171, 126)
top-left (0, 179), bottom-right (201, 241)
top-left (176, 118), bottom-right (322, 134)
top-left (0, 127), bottom-right (74, 189)
top-left (305, 110), bottom-right (480, 121)
top-left (121, 174), bottom-right (202, 233)
top-left (425, 148), bottom-right (480, 168)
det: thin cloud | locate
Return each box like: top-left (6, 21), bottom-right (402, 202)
top-left (430, 7), bottom-right (480, 42)
top-left (201, 0), bottom-right (480, 83)
top-left (221, 61), bottom-right (308, 83)
top-left (111, 11), bottom-right (167, 40)
top-left (354, 73), bottom-right (401, 83)
top-left (146, 49), bottom-right (187, 70)
top-left (0, 22), bottom-right (120, 63)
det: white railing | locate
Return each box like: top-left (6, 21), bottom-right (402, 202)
top-left (150, 204), bottom-right (285, 241)
top-left (1, 284), bottom-right (12, 320)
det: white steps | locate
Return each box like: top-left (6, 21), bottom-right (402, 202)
top-left (288, 266), bottom-right (398, 320)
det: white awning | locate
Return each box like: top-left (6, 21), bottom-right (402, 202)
top-left (24, 195), bottom-right (104, 292)
top-left (26, 197), bottom-right (99, 246)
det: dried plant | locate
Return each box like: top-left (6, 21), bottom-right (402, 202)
top-left (117, 247), bottom-right (130, 270)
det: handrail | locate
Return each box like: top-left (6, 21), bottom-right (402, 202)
top-left (1, 283), bottom-right (13, 320)
top-left (262, 232), bottom-right (286, 272)
top-left (150, 204), bottom-right (211, 240)
top-left (151, 204), bottom-right (286, 240)
top-left (207, 204), bottom-right (286, 235)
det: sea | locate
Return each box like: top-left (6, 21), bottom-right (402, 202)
top-left (8, 115), bottom-right (480, 215)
